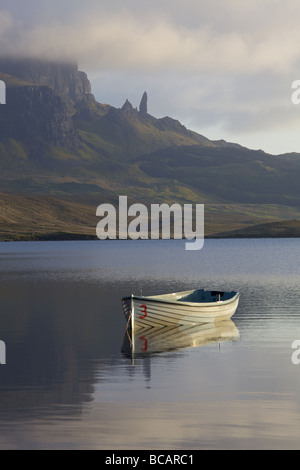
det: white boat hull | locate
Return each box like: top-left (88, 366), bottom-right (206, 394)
top-left (122, 289), bottom-right (240, 329)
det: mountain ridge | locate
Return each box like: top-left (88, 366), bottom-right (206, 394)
top-left (1, 57), bottom-right (300, 240)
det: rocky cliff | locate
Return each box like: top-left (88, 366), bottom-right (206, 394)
top-left (0, 57), bottom-right (95, 105)
top-left (0, 84), bottom-right (80, 147)
top-left (0, 58), bottom-right (95, 148)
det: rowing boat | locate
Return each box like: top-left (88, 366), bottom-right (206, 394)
top-left (122, 288), bottom-right (239, 330)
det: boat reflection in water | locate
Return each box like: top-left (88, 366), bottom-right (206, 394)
top-left (122, 320), bottom-right (240, 361)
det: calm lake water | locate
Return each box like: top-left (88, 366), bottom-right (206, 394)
top-left (0, 238), bottom-right (300, 450)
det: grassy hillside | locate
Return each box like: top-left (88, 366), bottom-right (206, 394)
top-left (1, 192), bottom-right (300, 241)
top-left (0, 193), bottom-right (97, 241)
top-left (212, 220), bottom-right (300, 238)
top-left (137, 145), bottom-right (300, 205)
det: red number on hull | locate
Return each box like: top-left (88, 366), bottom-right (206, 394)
top-left (139, 304), bottom-right (148, 319)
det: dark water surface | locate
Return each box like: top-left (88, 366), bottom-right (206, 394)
top-left (0, 238), bottom-right (300, 449)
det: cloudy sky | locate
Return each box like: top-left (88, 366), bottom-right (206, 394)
top-left (1, 0), bottom-right (300, 154)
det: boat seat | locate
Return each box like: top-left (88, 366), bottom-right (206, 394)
top-left (211, 291), bottom-right (225, 298)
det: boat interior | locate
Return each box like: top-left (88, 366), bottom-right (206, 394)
top-left (178, 289), bottom-right (233, 303)
top-left (146, 289), bottom-right (237, 303)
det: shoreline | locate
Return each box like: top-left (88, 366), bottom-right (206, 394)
top-left (1, 230), bottom-right (300, 242)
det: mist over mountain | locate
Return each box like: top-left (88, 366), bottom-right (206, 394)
top-left (1, 57), bottom-right (300, 240)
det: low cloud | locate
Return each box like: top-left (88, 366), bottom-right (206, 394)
top-left (1, 0), bottom-right (300, 153)
top-left (2, 8), bottom-right (300, 76)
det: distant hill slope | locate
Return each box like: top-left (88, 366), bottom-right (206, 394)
top-left (1, 57), bottom-right (300, 240)
top-left (136, 145), bottom-right (300, 205)
top-left (212, 220), bottom-right (300, 239)
top-left (0, 192), bottom-right (96, 241)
